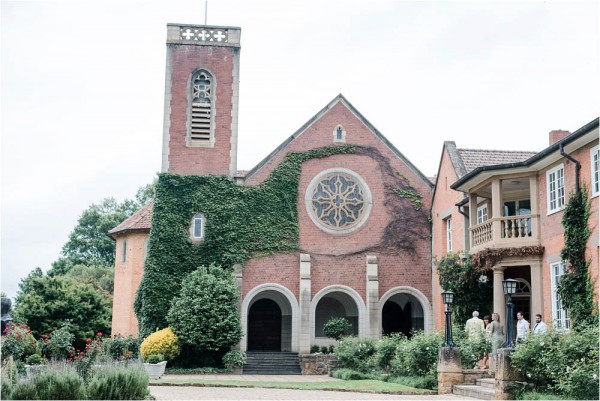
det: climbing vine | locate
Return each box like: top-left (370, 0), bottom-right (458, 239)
top-left (557, 186), bottom-right (597, 329)
top-left (134, 145), bottom-right (430, 339)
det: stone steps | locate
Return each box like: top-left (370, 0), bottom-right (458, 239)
top-left (243, 352), bottom-right (301, 375)
top-left (453, 378), bottom-right (495, 400)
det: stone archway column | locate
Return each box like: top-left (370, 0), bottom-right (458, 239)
top-left (530, 261), bottom-right (543, 318)
top-left (233, 264), bottom-right (243, 351)
top-left (493, 267), bottom-right (506, 324)
top-left (299, 254), bottom-right (312, 353)
top-left (366, 255), bottom-right (379, 338)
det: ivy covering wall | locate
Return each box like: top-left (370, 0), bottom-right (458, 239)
top-left (134, 145), bottom-right (430, 339)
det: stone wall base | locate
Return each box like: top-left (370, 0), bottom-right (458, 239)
top-left (299, 354), bottom-right (338, 375)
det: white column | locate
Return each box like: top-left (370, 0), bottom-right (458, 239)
top-left (493, 267), bottom-right (506, 325)
top-left (299, 254), bottom-right (312, 353)
top-left (366, 255), bottom-right (379, 338)
top-left (491, 179), bottom-right (503, 241)
top-left (530, 261), bottom-right (543, 319)
top-left (232, 263), bottom-right (243, 351)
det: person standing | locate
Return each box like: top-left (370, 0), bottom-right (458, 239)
top-left (516, 311), bottom-right (530, 343)
top-left (465, 311), bottom-right (485, 339)
top-left (489, 312), bottom-right (504, 359)
top-left (480, 315), bottom-right (492, 369)
top-left (533, 314), bottom-right (548, 334)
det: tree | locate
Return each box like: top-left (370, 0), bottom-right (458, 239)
top-left (167, 265), bottom-right (242, 353)
top-left (13, 274), bottom-right (111, 349)
top-left (323, 317), bottom-right (352, 340)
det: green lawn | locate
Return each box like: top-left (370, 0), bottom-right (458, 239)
top-left (150, 378), bottom-right (436, 395)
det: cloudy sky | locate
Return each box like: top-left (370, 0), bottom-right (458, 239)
top-left (2, 0), bottom-right (598, 300)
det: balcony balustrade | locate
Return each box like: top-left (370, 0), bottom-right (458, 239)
top-left (470, 214), bottom-right (540, 252)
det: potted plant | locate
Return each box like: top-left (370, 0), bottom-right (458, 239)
top-left (143, 353), bottom-right (167, 379)
top-left (140, 327), bottom-right (180, 380)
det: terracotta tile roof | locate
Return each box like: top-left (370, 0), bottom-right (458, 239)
top-left (108, 200), bottom-right (153, 237)
top-left (457, 149), bottom-right (537, 174)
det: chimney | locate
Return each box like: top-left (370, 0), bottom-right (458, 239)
top-left (549, 130), bottom-right (570, 145)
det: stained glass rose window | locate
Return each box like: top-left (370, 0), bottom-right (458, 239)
top-left (305, 169), bottom-right (372, 234)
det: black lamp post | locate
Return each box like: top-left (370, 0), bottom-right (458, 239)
top-left (442, 290), bottom-right (455, 348)
top-left (501, 279), bottom-right (518, 349)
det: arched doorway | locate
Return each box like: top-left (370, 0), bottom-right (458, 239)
top-left (248, 299), bottom-right (281, 351)
top-left (314, 292), bottom-right (359, 337)
top-left (381, 293), bottom-right (424, 338)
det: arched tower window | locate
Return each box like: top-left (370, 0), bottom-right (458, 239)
top-left (333, 124), bottom-right (346, 143)
top-left (188, 69), bottom-right (215, 146)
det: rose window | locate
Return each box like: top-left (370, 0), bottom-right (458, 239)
top-left (306, 169), bottom-right (372, 234)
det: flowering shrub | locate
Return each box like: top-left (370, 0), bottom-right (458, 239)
top-left (334, 336), bottom-right (377, 373)
top-left (0, 324), bottom-right (37, 362)
top-left (140, 327), bottom-right (180, 362)
top-left (389, 331), bottom-right (443, 377)
top-left (376, 333), bottom-right (405, 371)
top-left (40, 325), bottom-right (75, 360)
top-left (69, 332), bottom-right (104, 382)
top-left (452, 324), bottom-right (491, 369)
top-left (511, 324), bottom-right (599, 400)
top-left (103, 335), bottom-right (138, 361)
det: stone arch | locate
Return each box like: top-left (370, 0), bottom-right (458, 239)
top-left (310, 285), bottom-right (367, 344)
top-left (241, 284), bottom-right (299, 352)
top-left (378, 286), bottom-right (432, 336)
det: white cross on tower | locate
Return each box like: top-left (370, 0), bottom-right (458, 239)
top-left (214, 30), bottom-right (226, 42)
top-left (199, 30), bottom-right (210, 41)
top-left (182, 29), bottom-right (195, 40)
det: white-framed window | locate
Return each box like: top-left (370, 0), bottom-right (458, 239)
top-left (550, 261), bottom-right (570, 330)
top-left (477, 204), bottom-right (488, 224)
top-left (445, 217), bottom-right (452, 252)
top-left (121, 238), bottom-right (128, 263)
top-left (191, 213), bottom-right (205, 240)
top-left (546, 164), bottom-right (565, 214)
top-left (591, 145), bottom-right (599, 197)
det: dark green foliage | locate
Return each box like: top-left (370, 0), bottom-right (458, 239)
top-left (14, 275), bottom-right (110, 350)
top-left (323, 317), bottom-right (352, 340)
top-left (135, 145), bottom-right (431, 340)
top-left (389, 330), bottom-right (443, 377)
top-left (385, 375), bottom-right (437, 390)
top-left (25, 354), bottom-right (42, 365)
top-left (167, 265), bottom-right (242, 354)
top-left (334, 336), bottom-right (377, 373)
top-left (436, 252), bottom-right (493, 325)
top-left (331, 368), bottom-right (381, 380)
top-left (452, 325), bottom-right (490, 369)
top-left (376, 333), bottom-right (405, 371)
top-left (222, 350), bottom-right (246, 370)
top-left (145, 354), bottom-right (164, 363)
top-left (86, 364), bottom-right (149, 400)
top-left (102, 335), bottom-right (138, 361)
top-left (511, 323), bottom-right (599, 400)
top-left (558, 187), bottom-right (597, 329)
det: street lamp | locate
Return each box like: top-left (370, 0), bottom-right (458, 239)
top-left (441, 290), bottom-right (455, 348)
top-left (501, 279), bottom-right (518, 349)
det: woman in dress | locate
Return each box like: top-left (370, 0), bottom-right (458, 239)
top-left (489, 312), bottom-right (504, 360)
top-left (481, 315), bottom-right (492, 368)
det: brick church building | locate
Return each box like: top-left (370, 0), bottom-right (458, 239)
top-left (109, 24), bottom-right (434, 353)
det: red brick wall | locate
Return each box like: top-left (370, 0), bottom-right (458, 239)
top-left (166, 45), bottom-right (236, 175)
top-left (241, 100), bottom-right (432, 306)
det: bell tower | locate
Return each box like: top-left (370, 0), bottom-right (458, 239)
top-left (161, 24), bottom-right (241, 176)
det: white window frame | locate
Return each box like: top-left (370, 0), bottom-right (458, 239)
top-left (445, 217), bottom-right (452, 252)
top-left (191, 213), bottom-right (205, 240)
top-left (477, 204), bottom-right (488, 224)
top-left (591, 145), bottom-right (599, 197)
top-left (546, 164), bottom-right (565, 214)
top-left (121, 238), bottom-right (127, 263)
top-left (550, 261), bottom-right (570, 330)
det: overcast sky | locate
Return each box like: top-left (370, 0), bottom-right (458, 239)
top-left (2, 0), bottom-right (599, 300)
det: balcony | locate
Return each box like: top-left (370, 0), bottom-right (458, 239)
top-left (470, 214), bottom-right (540, 253)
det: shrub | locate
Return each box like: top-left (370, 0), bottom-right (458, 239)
top-left (390, 330), bottom-right (443, 377)
top-left (386, 375), bottom-right (437, 390)
top-left (25, 354), bottom-right (43, 365)
top-left (145, 354), bottom-right (164, 364)
top-left (1, 324), bottom-right (37, 362)
top-left (40, 324), bottom-right (75, 360)
top-left (86, 363), bottom-right (149, 400)
top-left (222, 350), bottom-right (246, 370)
top-left (167, 265), bottom-right (242, 354)
top-left (511, 324), bottom-right (599, 400)
top-left (376, 333), bottom-right (405, 371)
top-left (334, 336), bottom-right (377, 373)
top-left (323, 317), bottom-right (352, 340)
top-left (9, 364), bottom-right (86, 400)
top-left (332, 368), bottom-right (380, 380)
top-left (452, 325), bottom-right (490, 369)
top-left (102, 335), bottom-right (138, 360)
top-left (140, 327), bottom-right (180, 362)
top-left (310, 345), bottom-right (320, 353)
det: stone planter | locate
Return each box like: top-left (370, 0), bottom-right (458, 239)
top-left (144, 361), bottom-right (167, 379)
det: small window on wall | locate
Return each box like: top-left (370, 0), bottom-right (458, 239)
top-left (191, 213), bottom-right (205, 240)
top-left (121, 238), bottom-right (127, 263)
top-left (445, 217), bottom-right (452, 252)
top-left (591, 145), bottom-right (599, 197)
top-left (333, 125), bottom-right (346, 143)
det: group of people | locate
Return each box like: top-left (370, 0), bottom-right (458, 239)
top-left (464, 310), bottom-right (548, 369)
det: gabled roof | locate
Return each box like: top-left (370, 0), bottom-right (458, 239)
top-left (244, 94), bottom-right (433, 188)
top-left (108, 200), bottom-right (153, 238)
top-left (451, 117), bottom-right (600, 191)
